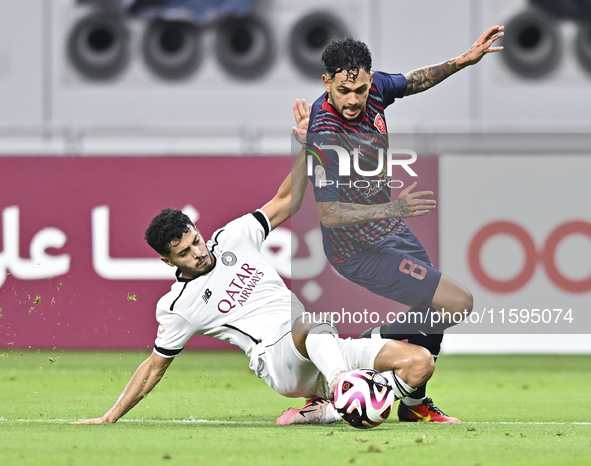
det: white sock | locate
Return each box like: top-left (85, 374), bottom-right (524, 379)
top-left (324, 403), bottom-right (342, 423)
top-left (305, 322), bottom-right (346, 384)
top-left (401, 396), bottom-right (425, 407)
top-left (382, 370), bottom-right (416, 401)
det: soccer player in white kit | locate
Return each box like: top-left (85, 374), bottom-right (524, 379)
top-left (73, 100), bottom-right (435, 426)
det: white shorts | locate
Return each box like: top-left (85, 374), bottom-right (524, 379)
top-left (251, 319), bottom-right (389, 399)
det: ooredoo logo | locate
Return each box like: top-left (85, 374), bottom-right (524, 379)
top-left (314, 165), bottom-right (326, 188)
top-left (469, 220), bottom-right (591, 293)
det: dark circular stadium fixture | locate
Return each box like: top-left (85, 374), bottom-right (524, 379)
top-left (501, 10), bottom-right (562, 79)
top-left (143, 19), bottom-right (203, 81)
top-left (289, 11), bottom-right (350, 79)
top-left (215, 16), bottom-right (275, 80)
top-left (67, 13), bottom-right (130, 81)
top-left (530, 0), bottom-right (591, 21)
top-left (575, 22), bottom-right (591, 76)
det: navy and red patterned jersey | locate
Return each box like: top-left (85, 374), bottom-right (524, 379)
top-left (308, 71), bottom-right (407, 262)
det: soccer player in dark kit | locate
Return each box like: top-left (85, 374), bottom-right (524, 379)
top-left (282, 26), bottom-right (504, 423)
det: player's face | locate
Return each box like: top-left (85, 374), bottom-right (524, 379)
top-left (323, 69), bottom-right (373, 121)
top-left (161, 227), bottom-right (215, 279)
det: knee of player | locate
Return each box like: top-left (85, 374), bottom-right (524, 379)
top-left (413, 346), bottom-right (435, 383)
top-left (460, 289), bottom-right (474, 314)
top-left (448, 289), bottom-right (473, 317)
top-left (396, 346), bottom-right (434, 389)
top-left (292, 316), bottom-right (315, 335)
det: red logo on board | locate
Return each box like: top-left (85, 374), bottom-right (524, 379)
top-left (374, 114), bottom-right (386, 133)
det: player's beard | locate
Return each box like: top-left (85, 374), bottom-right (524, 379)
top-left (330, 91), bottom-right (364, 120)
top-left (180, 251), bottom-right (215, 279)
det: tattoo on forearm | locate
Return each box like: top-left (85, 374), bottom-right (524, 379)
top-left (404, 59), bottom-right (460, 96)
top-left (321, 200), bottom-right (412, 227)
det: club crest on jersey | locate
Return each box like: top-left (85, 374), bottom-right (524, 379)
top-left (374, 114), bottom-right (386, 133)
top-left (221, 251), bottom-right (237, 266)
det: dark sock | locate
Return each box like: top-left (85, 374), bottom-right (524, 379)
top-left (407, 384), bottom-right (426, 400)
top-left (406, 333), bottom-right (443, 357)
top-left (403, 333), bottom-right (443, 402)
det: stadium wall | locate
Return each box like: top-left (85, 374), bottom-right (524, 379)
top-left (1, 0), bottom-right (591, 157)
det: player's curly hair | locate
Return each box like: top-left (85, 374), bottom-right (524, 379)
top-left (322, 37), bottom-right (372, 81)
top-left (145, 208), bottom-right (193, 256)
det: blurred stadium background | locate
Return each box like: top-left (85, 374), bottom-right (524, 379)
top-left (1, 0), bottom-right (591, 355)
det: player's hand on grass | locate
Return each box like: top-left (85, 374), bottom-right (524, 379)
top-left (460, 25), bottom-right (504, 67)
top-left (292, 98), bottom-right (311, 145)
top-left (72, 416), bottom-right (114, 424)
top-left (393, 182), bottom-right (436, 218)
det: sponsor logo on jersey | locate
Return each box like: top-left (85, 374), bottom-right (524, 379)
top-left (221, 251), bottom-right (237, 266)
top-left (217, 263), bottom-right (265, 313)
top-left (202, 288), bottom-right (212, 303)
top-left (158, 323), bottom-right (166, 335)
top-left (314, 165), bottom-right (326, 188)
top-left (374, 114), bottom-right (386, 133)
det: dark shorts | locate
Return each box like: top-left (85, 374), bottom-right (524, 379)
top-left (330, 225), bottom-right (442, 308)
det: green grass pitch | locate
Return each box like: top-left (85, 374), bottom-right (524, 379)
top-left (1, 350), bottom-right (590, 466)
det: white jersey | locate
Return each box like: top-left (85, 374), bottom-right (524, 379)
top-left (153, 210), bottom-right (303, 370)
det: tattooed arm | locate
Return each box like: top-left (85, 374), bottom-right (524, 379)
top-left (317, 182), bottom-right (436, 228)
top-left (404, 59), bottom-right (462, 96)
top-left (404, 25), bottom-right (504, 96)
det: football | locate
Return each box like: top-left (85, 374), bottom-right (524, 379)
top-left (333, 369), bottom-right (395, 429)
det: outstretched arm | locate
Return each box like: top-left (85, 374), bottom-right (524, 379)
top-left (73, 352), bottom-right (174, 424)
top-left (317, 182), bottom-right (436, 228)
top-left (404, 25), bottom-right (504, 96)
top-left (261, 99), bottom-right (311, 230)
